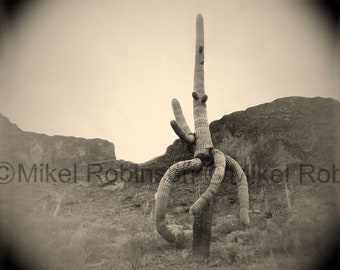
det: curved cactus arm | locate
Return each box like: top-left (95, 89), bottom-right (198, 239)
top-left (170, 120), bottom-right (195, 144)
top-left (189, 149), bottom-right (226, 215)
top-left (225, 155), bottom-right (250, 225)
top-left (155, 158), bottom-right (202, 242)
top-left (172, 99), bottom-right (193, 135)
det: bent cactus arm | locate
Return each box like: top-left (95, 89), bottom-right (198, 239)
top-left (155, 158), bottom-right (202, 242)
top-left (225, 155), bottom-right (250, 225)
top-left (170, 120), bottom-right (195, 144)
top-left (189, 149), bottom-right (226, 215)
top-left (171, 99), bottom-right (193, 135)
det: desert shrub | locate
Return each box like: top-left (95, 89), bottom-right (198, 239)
top-left (212, 228), bottom-right (263, 265)
top-left (213, 216), bottom-right (244, 236)
top-left (120, 232), bottom-right (150, 269)
top-left (118, 231), bottom-right (167, 269)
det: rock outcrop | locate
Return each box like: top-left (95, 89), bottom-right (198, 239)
top-left (143, 97), bottom-right (340, 183)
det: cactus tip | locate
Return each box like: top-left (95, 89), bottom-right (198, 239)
top-left (171, 98), bottom-right (179, 105)
top-left (196, 14), bottom-right (203, 24)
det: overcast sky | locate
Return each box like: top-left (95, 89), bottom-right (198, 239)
top-left (0, 0), bottom-right (339, 163)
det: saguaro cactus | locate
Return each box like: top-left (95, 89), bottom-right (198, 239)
top-left (155, 14), bottom-right (250, 257)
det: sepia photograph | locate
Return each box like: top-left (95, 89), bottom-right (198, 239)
top-left (0, 0), bottom-right (339, 269)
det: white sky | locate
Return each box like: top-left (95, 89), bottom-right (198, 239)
top-left (0, 0), bottom-right (339, 163)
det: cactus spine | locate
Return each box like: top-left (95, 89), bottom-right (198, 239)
top-left (155, 14), bottom-right (250, 257)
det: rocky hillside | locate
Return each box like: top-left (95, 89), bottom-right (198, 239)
top-left (1, 96), bottom-right (339, 184)
top-left (0, 114), bottom-right (116, 168)
top-left (144, 96), bottom-right (340, 183)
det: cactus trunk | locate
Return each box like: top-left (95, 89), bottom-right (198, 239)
top-left (192, 167), bottom-right (212, 257)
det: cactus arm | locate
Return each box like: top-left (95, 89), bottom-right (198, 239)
top-left (189, 149), bottom-right (226, 215)
top-left (170, 120), bottom-right (195, 143)
top-left (155, 158), bottom-right (202, 242)
top-left (192, 14), bottom-right (213, 163)
top-left (172, 99), bottom-right (193, 135)
top-left (225, 155), bottom-right (250, 225)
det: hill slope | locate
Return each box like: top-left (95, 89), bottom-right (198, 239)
top-left (1, 96), bottom-right (339, 185)
top-left (0, 114), bottom-right (116, 168)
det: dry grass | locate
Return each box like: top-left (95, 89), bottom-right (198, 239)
top-left (0, 179), bottom-right (338, 269)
